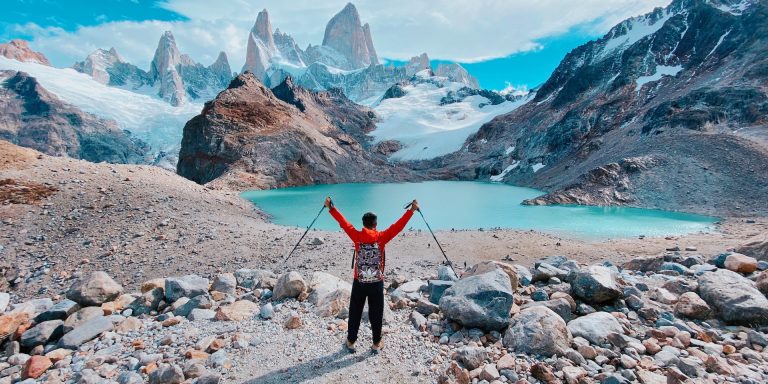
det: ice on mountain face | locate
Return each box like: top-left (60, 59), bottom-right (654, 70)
top-left (370, 79), bottom-right (531, 161)
top-left (505, 146), bottom-right (515, 155)
top-left (532, 163), bottom-right (545, 173)
top-left (490, 161), bottom-right (520, 182)
top-left (712, 0), bottom-right (752, 15)
top-left (598, 10), bottom-right (673, 60)
top-left (0, 57), bottom-right (201, 167)
top-left (635, 65), bottom-right (683, 91)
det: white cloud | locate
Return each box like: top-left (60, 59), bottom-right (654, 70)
top-left (14, 0), bottom-right (671, 70)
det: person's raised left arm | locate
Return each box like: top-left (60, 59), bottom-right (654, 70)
top-left (379, 200), bottom-right (418, 245)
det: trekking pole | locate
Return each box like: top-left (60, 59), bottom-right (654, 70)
top-left (405, 202), bottom-right (458, 278)
top-left (283, 198), bottom-right (332, 262)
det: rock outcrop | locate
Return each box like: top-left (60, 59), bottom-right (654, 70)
top-left (435, 62), bottom-right (480, 89)
top-left (0, 39), bottom-right (50, 65)
top-left (0, 70), bottom-right (148, 163)
top-left (320, 3), bottom-right (377, 70)
top-left (242, 9), bottom-right (277, 78)
top-left (176, 73), bottom-right (420, 189)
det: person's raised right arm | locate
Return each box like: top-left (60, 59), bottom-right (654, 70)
top-left (326, 197), bottom-right (358, 242)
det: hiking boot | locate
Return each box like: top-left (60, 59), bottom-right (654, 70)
top-left (371, 340), bottom-right (384, 353)
top-left (345, 340), bottom-right (356, 353)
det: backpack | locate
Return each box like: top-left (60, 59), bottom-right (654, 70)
top-left (354, 242), bottom-right (384, 283)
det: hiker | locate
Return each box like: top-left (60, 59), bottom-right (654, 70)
top-left (325, 196), bottom-right (418, 353)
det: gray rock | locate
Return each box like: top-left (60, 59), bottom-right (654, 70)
top-left (567, 312), bottom-right (623, 345)
top-left (439, 268), bottom-right (514, 331)
top-left (453, 346), bottom-right (488, 370)
top-left (148, 364), bottom-right (184, 384)
top-left (437, 265), bottom-right (458, 281)
top-left (512, 265), bottom-right (532, 286)
top-left (63, 307), bottom-right (104, 333)
top-left (58, 316), bottom-right (114, 349)
top-left (188, 309), bottom-right (216, 321)
top-left (176, 295), bottom-right (213, 317)
top-left (20, 320), bottom-right (64, 347)
top-left (66, 271), bottom-right (123, 306)
top-left (660, 262), bottom-right (692, 275)
top-left (521, 298), bottom-right (572, 322)
top-left (503, 306), bottom-right (571, 356)
top-left (410, 311), bottom-right (427, 330)
top-left (428, 280), bottom-right (454, 304)
top-left (414, 298), bottom-right (439, 316)
top-left (531, 263), bottom-right (568, 283)
top-left (117, 371), bottom-right (144, 384)
top-left (10, 298), bottom-right (53, 317)
top-left (570, 265), bottom-right (621, 304)
top-left (397, 280), bottom-right (426, 293)
top-left (210, 273), bottom-right (236, 295)
top-left (165, 275), bottom-right (209, 303)
top-left (34, 300), bottom-right (79, 323)
top-left (259, 303), bottom-right (275, 319)
top-left (747, 330), bottom-right (768, 347)
top-left (208, 350), bottom-right (230, 368)
top-left (698, 269), bottom-right (768, 325)
top-left (531, 289), bottom-right (548, 301)
top-left (273, 271), bottom-right (307, 300)
top-left (307, 272), bottom-right (350, 317)
top-left (234, 269), bottom-right (276, 289)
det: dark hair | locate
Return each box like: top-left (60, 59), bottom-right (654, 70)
top-left (362, 212), bottom-right (377, 229)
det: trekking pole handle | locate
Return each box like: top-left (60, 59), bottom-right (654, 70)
top-left (325, 196), bottom-right (334, 209)
top-left (403, 201), bottom-right (420, 211)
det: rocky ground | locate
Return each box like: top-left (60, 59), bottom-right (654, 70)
top-left (3, 140), bottom-right (768, 383)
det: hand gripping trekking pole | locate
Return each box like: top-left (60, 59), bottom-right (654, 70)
top-left (405, 202), bottom-right (459, 279)
top-left (284, 198), bottom-right (332, 262)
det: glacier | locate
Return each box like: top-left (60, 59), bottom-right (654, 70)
top-left (0, 56), bottom-right (202, 168)
top-left (370, 74), bottom-right (531, 161)
top-left (635, 65), bottom-right (683, 91)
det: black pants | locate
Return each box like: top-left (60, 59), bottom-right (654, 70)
top-left (347, 280), bottom-right (384, 344)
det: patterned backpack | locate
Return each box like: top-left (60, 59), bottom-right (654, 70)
top-left (355, 242), bottom-right (384, 283)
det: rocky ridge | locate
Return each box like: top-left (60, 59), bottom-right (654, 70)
top-left (0, 40), bottom-right (50, 66)
top-left (418, 0), bottom-right (768, 217)
top-left (0, 70), bottom-right (147, 163)
top-left (176, 72), bottom-right (422, 189)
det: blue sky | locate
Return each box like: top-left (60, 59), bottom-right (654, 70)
top-left (2, 0), bottom-right (670, 90)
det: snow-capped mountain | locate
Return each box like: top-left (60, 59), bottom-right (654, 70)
top-left (73, 31), bottom-right (232, 106)
top-left (427, 0), bottom-right (768, 216)
top-left (0, 39), bottom-right (51, 66)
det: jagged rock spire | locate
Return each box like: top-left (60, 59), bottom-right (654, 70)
top-left (242, 9), bottom-right (277, 77)
top-left (321, 2), bottom-right (376, 69)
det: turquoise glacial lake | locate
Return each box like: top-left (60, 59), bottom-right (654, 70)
top-left (241, 181), bottom-right (718, 239)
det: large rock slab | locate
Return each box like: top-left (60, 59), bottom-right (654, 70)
top-left (274, 271), bottom-right (307, 300)
top-left (439, 267), bottom-right (514, 331)
top-left (58, 316), bottom-right (114, 349)
top-left (503, 306), bottom-right (571, 356)
top-left (521, 298), bottom-right (573, 322)
top-left (66, 271), bottom-right (123, 306)
top-left (165, 275), bottom-right (209, 303)
top-left (63, 307), bottom-right (104, 333)
top-left (570, 266), bottom-right (621, 304)
top-left (34, 300), bottom-right (79, 323)
top-left (567, 312), bottom-right (623, 345)
top-left (464, 261), bottom-right (519, 291)
top-left (698, 269), bottom-right (768, 325)
top-left (21, 320), bottom-right (64, 347)
top-left (307, 272), bottom-right (351, 318)
top-left (211, 273), bottom-right (236, 295)
top-left (214, 300), bottom-right (259, 321)
top-left (428, 280), bottom-right (454, 304)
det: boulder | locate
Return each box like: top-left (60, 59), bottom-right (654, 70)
top-left (148, 363), bottom-right (184, 384)
top-left (66, 271), bottom-right (123, 306)
top-left (512, 265), bottom-right (532, 286)
top-left (307, 272), bottom-right (351, 317)
top-left (622, 255), bottom-right (665, 272)
top-left (503, 306), bottom-right (572, 356)
top-left (34, 300), bottom-right (79, 323)
top-left (531, 263), bottom-right (568, 283)
top-left (210, 273), bottom-right (236, 295)
top-left (735, 240), bottom-right (768, 261)
top-left (165, 275), bottom-right (209, 303)
top-left (214, 300), bottom-right (259, 321)
top-left (674, 292), bottom-right (712, 320)
top-left (452, 346), bottom-right (488, 370)
top-left (428, 280), bottom-right (454, 304)
top-left (567, 312), bottom-right (623, 345)
top-left (234, 269), bottom-right (276, 289)
top-left (0, 312), bottom-right (29, 343)
top-left (724, 253), bottom-right (758, 273)
top-left (22, 355), bottom-right (52, 379)
top-left (20, 320), bottom-right (64, 347)
top-left (757, 271), bottom-right (768, 296)
top-left (175, 295), bottom-right (213, 318)
top-left (415, 298), bottom-right (440, 316)
top-left (10, 298), bottom-right (53, 317)
top-left (63, 306), bottom-right (104, 333)
top-left (698, 269), bottom-right (768, 325)
top-left (570, 266), bottom-right (621, 304)
top-left (521, 298), bottom-right (573, 322)
top-left (259, 303), bottom-right (275, 319)
top-left (273, 271), bottom-right (307, 300)
top-left (58, 316), bottom-right (114, 349)
top-left (464, 261), bottom-right (519, 291)
top-left (439, 268), bottom-right (514, 331)
top-left (437, 265), bottom-right (458, 281)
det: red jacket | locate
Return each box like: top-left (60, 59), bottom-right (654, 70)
top-left (329, 207), bottom-right (414, 280)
